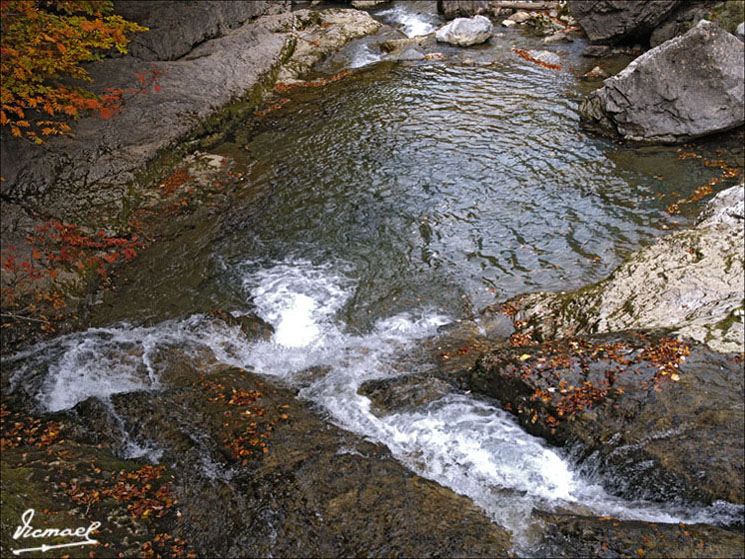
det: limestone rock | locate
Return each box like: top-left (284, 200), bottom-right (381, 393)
top-left (511, 183), bottom-right (745, 354)
top-left (113, 0), bottom-right (291, 61)
top-left (0, 8), bottom-right (381, 215)
top-left (579, 20), bottom-right (745, 143)
top-left (436, 15), bottom-right (494, 46)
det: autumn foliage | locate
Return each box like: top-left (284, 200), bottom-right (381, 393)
top-left (0, 0), bottom-right (146, 142)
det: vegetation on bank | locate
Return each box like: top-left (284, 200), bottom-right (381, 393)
top-left (0, 0), bottom-right (148, 143)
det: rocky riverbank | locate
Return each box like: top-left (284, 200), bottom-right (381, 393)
top-left (451, 185), bottom-right (745, 553)
top-left (2, 359), bottom-right (512, 557)
top-left (0, 2), bottom-right (382, 347)
top-left (509, 184), bottom-right (745, 354)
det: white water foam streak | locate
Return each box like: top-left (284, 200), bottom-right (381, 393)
top-left (4, 259), bottom-right (742, 541)
top-left (236, 260), bottom-right (745, 536)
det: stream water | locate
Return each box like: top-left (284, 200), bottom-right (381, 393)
top-left (4, 1), bottom-right (744, 554)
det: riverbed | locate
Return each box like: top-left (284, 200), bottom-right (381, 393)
top-left (3, 2), bottom-right (743, 556)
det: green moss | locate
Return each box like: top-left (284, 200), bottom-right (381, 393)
top-left (713, 306), bottom-right (744, 332)
top-left (708, 0), bottom-right (745, 33)
top-left (132, 34), bottom-right (297, 190)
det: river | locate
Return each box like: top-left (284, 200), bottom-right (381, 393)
top-left (4, 1), bottom-right (743, 555)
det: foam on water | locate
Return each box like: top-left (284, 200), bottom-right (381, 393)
top-left (234, 260), bottom-right (745, 535)
top-left (5, 259), bottom-right (742, 544)
top-left (377, 5), bottom-right (438, 37)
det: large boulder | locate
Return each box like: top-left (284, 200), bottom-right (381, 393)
top-left (462, 331), bottom-right (745, 505)
top-left (567, 0), bottom-right (683, 44)
top-left (437, 1), bottom-right (559, 20)
top-left (436, 15), bottom-right (494, 46)
top-left (511, 184), bottom-right (745, 354)
top-left (579, 20), bottom-right (745, 143)
top-left (113, 1), bottom-right (291, 61)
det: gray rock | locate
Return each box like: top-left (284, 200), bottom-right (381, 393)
top-left (579, 20), bottom-right (745, 143)
top-left (737, 21), bottom-right (745, 41)
top-left (582, 44), bottom-right (611, 57)
top-left (437, 0), bottom-right (493, 20)
top-left (113, 0), bottom-right (291, 61)
top-left (501, 19), bottom-right (517, 28)
top-left (436, 15), bottom-right (494, 46)
top-left (512, 183), bottom-right (745, 354)
top-left (464, 332), bottom-right (745, 505)
top-left (437, 1), bottom-right (559, 20)
top-left (567, 0), bottom-right (683, 44)
top-left (648, 1), bottom-right (712, 48)
top-left (526, 49), bottom-right (562, 66)
top-left (695, 182), bottom-right (745, 227)
top-left (358, 374), bottom-right (454, 415)
top-left (507, 10), bottom-right (532, 24)
top-left (394, 47), bottom-right (426, 61)
top-left (0, 8), bottom-right (381, 215)
top-left (350, 0), bottom-right (390, 8)
top-left (381, 35), bottom-right (430, 53)
top-left (582, 65), bottom-right (608, 78)
top-left (544, 31), bottom-right (572, 43)
top-left (537, 511), bottom-right (745, 558)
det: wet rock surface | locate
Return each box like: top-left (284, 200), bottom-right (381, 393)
top-left (359, 374), bottom-right (455, 415)
top-left (579, 20), bottom-right (745, 143)
top-left (511, 184), bottom-right (745, 354)
top-left (77, 369), bottom-right (511, 557)
top-left (535, 510), bottom-right (745, 558)
top-left (462, 331), bottom-right (745, 505)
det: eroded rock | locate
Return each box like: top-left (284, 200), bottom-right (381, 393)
top-left (511, 184), bottom-right (745, 354)
top-left (113, 1), bottom-right (291, 61)
top-left (436, 15), bottom-right (494, 46)
top-left (463, 331), bottom-right (745, 505)
top-left (536, 510), bottom-right (745, 558)
top-left (579, 20), bottom-right (745, 143)
top-left (567, 0), bottom-right (683, 44)
top-left (97, 369), bottom-right (513, 556)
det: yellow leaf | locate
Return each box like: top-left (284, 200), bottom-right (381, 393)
top-left (519, 354), bottom-right (531, 361)
top-left (671, 373), bottom-right (680, 381)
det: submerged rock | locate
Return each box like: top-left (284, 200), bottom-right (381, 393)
top-left (359, 374), bottom-right (455, 415)
top-left (436, 15), bottom-right (494, 46)
top-left (511, 184), bottom-right (745, 354)
top-left (567, 0), bottom-right (683, 44)
top-left (380, 35), bottom-right (431, 53)
top-left (394, 47), bottom-right (427, 61)
top-left (579, 20), bottom-right (745, 143)
top-left (463, 331), bottom-right (745, 505)
top-left (536, 510), bottom-right (745, 558)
